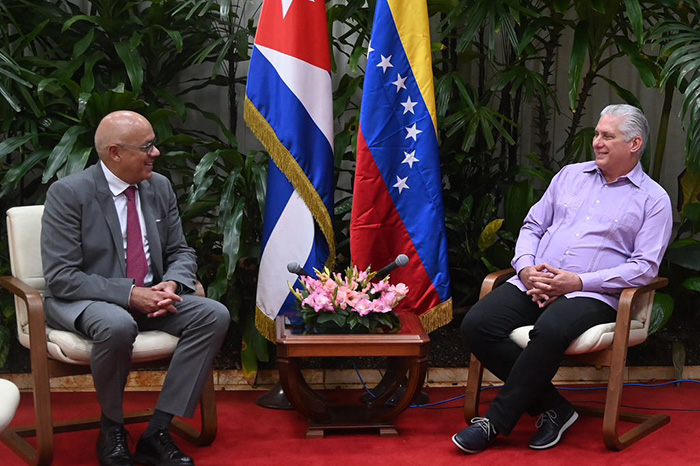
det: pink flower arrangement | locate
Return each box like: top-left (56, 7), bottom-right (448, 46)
top-left (290, 265), bottom-right (408, 333)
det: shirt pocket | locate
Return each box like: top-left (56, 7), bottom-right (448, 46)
top-left (555, 195), bottom-right (583, 224)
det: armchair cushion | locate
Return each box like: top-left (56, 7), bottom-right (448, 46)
top-left (46, 328), bottom-right (180, 365)
top-left (510, 320), bottom-right (646, 355)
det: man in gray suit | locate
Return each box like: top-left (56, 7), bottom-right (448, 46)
top-left (41, 111), bottom-right (231, 466)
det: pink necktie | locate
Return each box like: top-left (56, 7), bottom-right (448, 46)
top-left (124, 186), bottom-right (148, 287)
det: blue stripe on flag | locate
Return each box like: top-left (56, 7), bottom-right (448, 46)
top-left (359, 5), bottom-right (450, 302)
top-left (247, 48), bottom-right (335, 213)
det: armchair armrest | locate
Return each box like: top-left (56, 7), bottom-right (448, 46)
top-left (614, 276), bottom-right (668, 335)
top-left (479, 268), bottom-right (516, 299)
top-left (0, 275), bottom-right (52, 385)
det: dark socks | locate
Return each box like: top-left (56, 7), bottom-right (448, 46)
top-left (100, 412), bottom-right (122, 432)
top-left (144, 409), bottom-right (174, 437)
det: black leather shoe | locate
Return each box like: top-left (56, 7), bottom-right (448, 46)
top-left (134, 428), bottom-right (194, 466)
top-left (452, 417), bottom-right (498, 454)
top-left (97, 426), bottom-right (133, 466)
top-left (529, 403), bottom-right (579, 450)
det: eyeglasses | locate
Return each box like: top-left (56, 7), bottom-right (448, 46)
top-left (117, 139), bottom-right (158, 154)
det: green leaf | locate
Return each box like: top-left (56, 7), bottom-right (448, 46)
top-left (553, 0), bottom-right (570, 13)
top-left (151, 87), bottom-right (187, 120)
top-left (155, 25), bottom-right (183, 53)
top-left (57, 144), bottom-right (93, 178)
top-left (504, 180), bottom-right (534, 235)
top-left (222, 199), bottom-right (244, 278)
top-left (622, 0), bottom-right (643, 44)
top-left (43, 126), bottom-right (89, 183)
top-left (62, 14), bottom-right (103, 31)
top-left (0, 82), bottom-right (22, 112)
top-left (73, 27), bottom-right (95, 58)
top-left (0, 149), bottom-right (49, 197)
top-left (614, 38), bottom-right (657, 88)
top-left (478, 218), bottom-right (504, 251)
top-left (665, 239), bottom-right (700, 271)
top-left (599, 76), bottom-right (642, 108)
top-left (114, 36), bottom-right (144, 95)
top-left (241, 315), bottom-right (259, 383)
top-left (568, 21), bottom-right (590, 111)
top-left (681, 277), bottom-right (700, 292)
top-left (206, 264), bottom-right (229, 302)
top-left (0, 133), bottom-right (36, 157)
top-left (648, 292), bottom-right (673, 335)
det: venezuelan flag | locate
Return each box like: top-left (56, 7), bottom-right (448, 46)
top-left (245, 0), bottom-right (335, 340)
top-left (350, 0), bottom-right (452, 332)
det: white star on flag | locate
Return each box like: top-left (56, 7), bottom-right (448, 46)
top-left (392, 73), bottom-right (407, 92)
top-left (281, 0), bottom-right (315, 19)
top-left (394, 176), bottom-right (410, 193)
top-left (367, 44), bottom-right (374, 56)
top-left (405, 123), bottom-right (422, 141)
top-left (377, 54), bottom-right (393, 73)
top-left (402, 150), bottom-right (419, 168)
top-left (401, 96), bottom-right (417, 114)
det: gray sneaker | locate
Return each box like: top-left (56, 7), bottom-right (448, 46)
top-left (452, 417), bottom-right (498, 454)
top-left (529, 404), bottom-right (579, 450)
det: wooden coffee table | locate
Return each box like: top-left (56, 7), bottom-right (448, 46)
top-left (275, 313), bottom-right (430, 438)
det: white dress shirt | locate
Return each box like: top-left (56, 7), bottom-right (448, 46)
top-left (100, 161), bottom-right (154, 285)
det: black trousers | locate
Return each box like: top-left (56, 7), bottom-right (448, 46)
top-left (461, 283), bottom-right (616, 435)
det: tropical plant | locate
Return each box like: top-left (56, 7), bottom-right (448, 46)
top-left (0, 0), bottom-right (267, 371)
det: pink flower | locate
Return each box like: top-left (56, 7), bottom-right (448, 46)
top-left (372, 300), bottom-right (392, 313)
top-left (390, 283), bottom-right (409, 298)
top-left (371, 280), bottom-right (390, 294)
top-left (357, 268), bottom-right (369, 282)
top-left (302, 289), bottom-right (334, 312)
top-left (301, 276), bottom-right (321, 292)
top-left (334, 285), bottom-right (351, 309)
top-left (352, 297), bottom-right (373, 316)
top-left (382, 291), bottom-right (398, 305)
top-left (323, 279), bottom-right (338, 292)
top-left (345, 289), bottom-right (366, 307)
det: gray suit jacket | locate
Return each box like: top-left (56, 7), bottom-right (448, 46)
top-left (41, 163), bottom-right (198, 331)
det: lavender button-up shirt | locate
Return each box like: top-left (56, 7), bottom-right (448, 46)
top-left (508, 161), bottom-right (673, 309)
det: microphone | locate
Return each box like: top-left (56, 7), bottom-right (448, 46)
top-left (374, 254), bottom-right (409, 280)
top-left (287, 261), bottom-right (309, 277)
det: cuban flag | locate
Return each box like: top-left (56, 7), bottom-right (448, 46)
top-left (350, 0), bottom-right (452, 333)
top-left (245, 0), bottom-right (335, 340)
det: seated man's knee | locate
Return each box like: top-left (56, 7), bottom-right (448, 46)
top-left (209, 300), bottom-right (231, 335)
top-left (460, 302), bottom-right (489, 344)
top-left (529, 318), bottom-right (568, 348)
top-left (90, 310), bottom-right (138, 348)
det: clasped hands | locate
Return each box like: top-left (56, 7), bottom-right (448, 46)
top-left (519, 264), bottom-right (583, 308)
top-left (129, 281), bottom-right (182, 318)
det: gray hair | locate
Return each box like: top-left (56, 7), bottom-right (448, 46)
top-left (600, 104), bottom-right (650, 156)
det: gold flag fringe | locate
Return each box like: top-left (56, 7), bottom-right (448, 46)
top-left (244, 97), bottom-right (336, 272)
top-left (255, 307), bottom-right (277, 342)
top-left (419, 299), bottom-right (453, 334)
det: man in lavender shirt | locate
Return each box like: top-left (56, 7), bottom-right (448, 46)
top-left (452, 104), bottom-right (673, 454)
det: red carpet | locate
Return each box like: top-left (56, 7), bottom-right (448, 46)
top-left (3, 383), bottom-right (700, 465)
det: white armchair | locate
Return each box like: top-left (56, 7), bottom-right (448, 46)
top-left (464, 268), bottom-right (670, 451)
top-left (0, 378), bottom-right (20, 433)
top-left (0, 205), bottom-right (217, 466)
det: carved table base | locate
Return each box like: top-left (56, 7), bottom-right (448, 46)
top-left (275, 313), bottom-right (430, 438)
